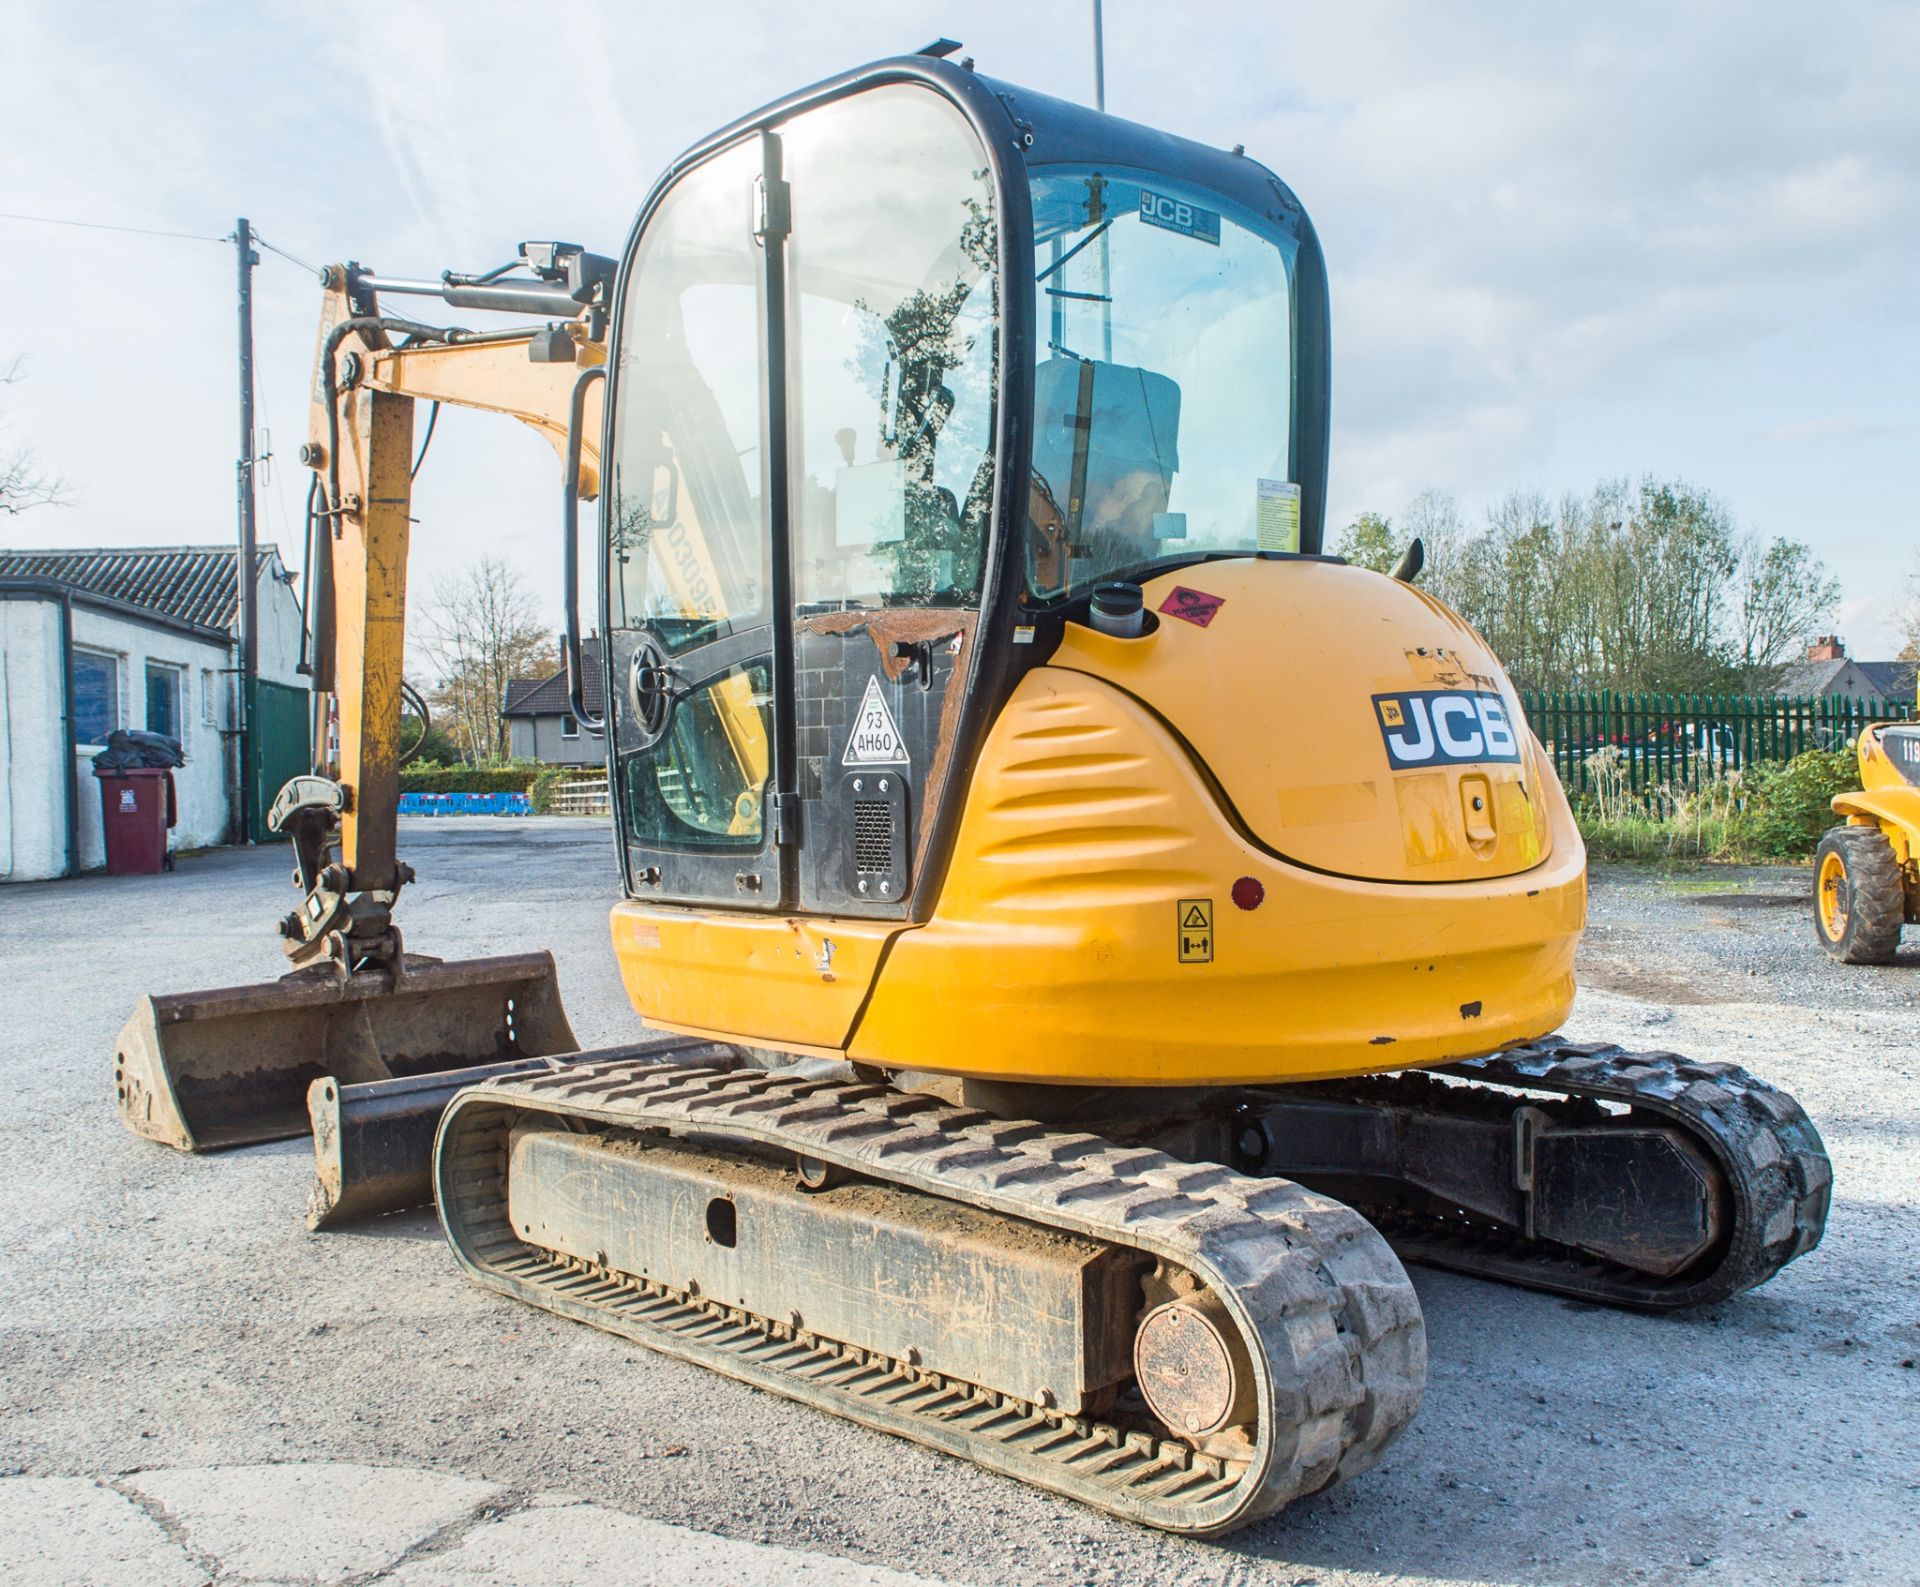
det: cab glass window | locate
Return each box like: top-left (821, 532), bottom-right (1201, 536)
top-left (783, 86), bottom-right (998, 612)
top-left (607, 139), bottom-right (768, 656)
top-left (1026, 169), bottom-right (1296, 600)
top-left (624, 661), bottom-right (771, 847)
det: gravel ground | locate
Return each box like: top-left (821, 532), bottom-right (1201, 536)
top-left (1, 826), bottom-right (1916, 1586)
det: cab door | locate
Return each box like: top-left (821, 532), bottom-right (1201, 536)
top-left (778, 84), bottom-right (1001, 919)
top-left (606, 83), bottom-right (1002, 920)
top-left (604, 136), bottom-right (783, 906)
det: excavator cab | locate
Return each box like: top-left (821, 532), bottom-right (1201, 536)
top-left (592, 59), bottom-right (1579, 1079)
top-left (598, 61), bottom-right (1326, 912)
top-left (593, 61), bottom-right (1402, 1053)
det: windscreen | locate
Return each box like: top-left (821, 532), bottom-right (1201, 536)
top-left (1027, 168), bottom-right (1297, 600)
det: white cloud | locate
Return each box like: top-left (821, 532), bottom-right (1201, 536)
top-left (2, 0), bottom-right (1915, 660)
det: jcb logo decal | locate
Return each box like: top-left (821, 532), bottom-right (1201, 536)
top-left (1374, 690), bottom-right (1521, 769)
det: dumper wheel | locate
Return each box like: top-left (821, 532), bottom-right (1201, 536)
top-left (1814, 825), bottom-right (1904, 964)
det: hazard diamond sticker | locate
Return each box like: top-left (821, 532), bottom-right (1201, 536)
top-left (1159, 586), bottom-right (1225, 627)
top-left (842, 675), bottom-right (910, 766)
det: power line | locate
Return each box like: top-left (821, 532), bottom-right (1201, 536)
top-left (253, 232), bottom-right (325, 279)
top-left (0, 209), bottom-right (326, 280)
top-left (0, 209), bottom-right (228, 244)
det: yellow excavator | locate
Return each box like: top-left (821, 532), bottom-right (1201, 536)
top-left (113, 49), bottom-right (1831, 1536)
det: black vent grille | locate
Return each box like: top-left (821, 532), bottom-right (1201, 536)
top-left (853, 800), bottom-right (894, 874)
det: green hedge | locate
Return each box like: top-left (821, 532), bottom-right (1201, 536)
top-left (399, 766), bottom-right (539, 794)
top-left (528, 766), bottom-right (569, 813)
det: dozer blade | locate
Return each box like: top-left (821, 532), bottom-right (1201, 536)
top-left (114, 951), bottom-right (578, 1153)
top-left (305, 1035), bottom-right (741, 1230)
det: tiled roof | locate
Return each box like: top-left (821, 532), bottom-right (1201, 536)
top-left (1859, 660), bottom-right (1918, 702)
top-left (1774, 659), bottom-right (1848, 696)
top-left (0, 546), bottom-right (276, 632)
top-left (503, 637), bottom-right (605, 720)
top-left (1775, 656), bottom-right (1917, 704)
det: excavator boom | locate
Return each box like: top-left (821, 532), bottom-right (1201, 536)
top-left (116, 249), bottom-right (614, 1154)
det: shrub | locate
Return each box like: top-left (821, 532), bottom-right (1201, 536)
top-left (1724, 746), bottom-right (1861, 860)
top-left (529, 766), bottom-right (569, 814)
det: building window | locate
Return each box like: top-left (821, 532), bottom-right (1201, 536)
top-left (72, 649), bottom-right (120, 746)
top-left (560, 713), bottom-right (580, 739)
top-left (146, 662), bottom-right (184, 742)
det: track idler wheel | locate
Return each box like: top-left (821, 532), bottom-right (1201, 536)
top-left (1134, 1266), bottom-right (1257, 1455)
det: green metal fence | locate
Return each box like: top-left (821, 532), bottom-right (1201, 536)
top-left (1519, 689), bottom-right (1913, 803)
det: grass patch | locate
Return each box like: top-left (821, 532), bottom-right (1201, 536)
top-left (1571, 745), bottom-right (1860, 865)
top-left (1579, 813), bottom-right (1735, 862)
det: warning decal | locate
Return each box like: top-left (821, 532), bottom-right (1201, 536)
top-left (1159, 586), bottom-right (1226, 628)
top-left (1256, 478), bottom-right (1301, 553)
top-left (1176, 897), bottom-right (1214, 964)
top-left (842, 675), bottom-right (910, 766)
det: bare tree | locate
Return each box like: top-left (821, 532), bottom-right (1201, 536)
top-left (1734, 533), bottom-right (1842, 681)
top-left (0, 357), bottom-right (71, 516)
top-left (413, 557), bottom-right (555, 764)
top-left (1899, 553), bottom-right (1920, 663)
top-left (1402, 490), bottom-right (1464, 577)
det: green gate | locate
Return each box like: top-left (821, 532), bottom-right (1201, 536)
top-left (246, 678), bottom-right (313, 842)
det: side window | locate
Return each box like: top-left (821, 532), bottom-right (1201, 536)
top-left (626, 662), bottom-right (771, 843)
top-left (73, 649), bottom-right (119, 746)
top-left (607, 138), bottom-right (768, 658)
top-left (1026, 169), bottom-right (1296, 600)
top-left (783, 86), bottom-right (998, 612)
top-left (145, 662), bottom-right (183, 741)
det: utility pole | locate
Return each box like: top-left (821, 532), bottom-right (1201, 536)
top-left (1091, 0), bottom-right (1106, 111)
top-left (235, 217), bottom-right (260, 844)
top-left (1091, 1), bottom-right (1112, 358)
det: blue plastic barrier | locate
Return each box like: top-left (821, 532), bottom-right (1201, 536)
top-left (399, 788), bottom-right (533, 816)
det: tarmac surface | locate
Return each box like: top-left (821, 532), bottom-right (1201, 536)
top-left (2, 822), bottom-right (1916, 1586)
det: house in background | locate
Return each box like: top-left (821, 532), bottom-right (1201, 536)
top-left (502, 637), bottom-right (606, 766)
top-left (1774, 635), bottom-right (1917, 707)
top-left (0, 545), bottom-right (307, 881)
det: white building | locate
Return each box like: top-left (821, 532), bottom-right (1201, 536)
top-left (0, 546), bottom-right (306, 881)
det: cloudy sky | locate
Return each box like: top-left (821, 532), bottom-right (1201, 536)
top-left (2, 2), bottom-right (1914, 654)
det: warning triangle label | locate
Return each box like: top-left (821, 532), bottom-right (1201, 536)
top-left (1181, 904), bottom-right (1209, 929)
top-left (842, 675), bottom-right (910, 766)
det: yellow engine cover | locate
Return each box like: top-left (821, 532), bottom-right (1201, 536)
top-left (1061, 562), bottom-right (1552, 883)
top-left (611, 559), bottom-right (1587, 1087)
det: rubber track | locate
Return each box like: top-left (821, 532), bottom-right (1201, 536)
top-left (435, 1061), bottom-right (1426, 1536)
top-left (1362, 1040), bottom-right (1831, 1310)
